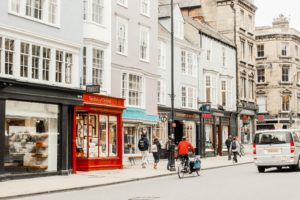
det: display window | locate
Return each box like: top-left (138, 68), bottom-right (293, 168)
top-left (76, 113), bottom-right (118, 158)
top-left (222, 126), bottom-right (229, 150)
top-left (154, 121), bottom-right (168, 148)
top-left (4, 100), bottom-right (59, 173)
top-left (124, 127), bottom-right (136, 154)
top-left (183, 121), bottom-right (196, 146)
top-left (205, 124), bottom-right (213, 151)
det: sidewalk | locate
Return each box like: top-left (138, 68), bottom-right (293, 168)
top-left (0, 154), bottom-right (253, 199)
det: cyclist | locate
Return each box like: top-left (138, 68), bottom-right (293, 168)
top-left (178, 136), bottom-right (195, 170)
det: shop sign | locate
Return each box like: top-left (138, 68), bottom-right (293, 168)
top-left (175, 112), bottom-right (198, 119)
top-left (86, 85), bottom-right (100, 93)
top-left (83, 94), bottom-right (124, 107)
top-left (200, 104), bottom-right (211, 113)
top-left (243, 115), bottom-right (248, 121)
top-left (202, 113), bottom-right (212, 119)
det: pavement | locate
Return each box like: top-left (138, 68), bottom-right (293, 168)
top-left (0, 147), bottom-right (253, 199)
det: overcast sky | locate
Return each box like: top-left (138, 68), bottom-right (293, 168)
top-left (255, 0), bottom-right (300, 30)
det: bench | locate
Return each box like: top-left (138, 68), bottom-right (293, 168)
top-left (128, 155), bottom-right (143, 166)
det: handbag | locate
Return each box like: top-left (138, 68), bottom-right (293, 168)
top-left (193, 157), bottom-right (201, 169)
top-left (151, 144), bottom-right (158, 152)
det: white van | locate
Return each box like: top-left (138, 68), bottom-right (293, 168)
top-left (253, 129), bottom-right (300, 173)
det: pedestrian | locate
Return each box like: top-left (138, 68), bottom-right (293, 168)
top-left (138, 133), bottom-right (149, 168)
top-left (165, 136), bottom-right (172, 170)
top-left (225, 135), bottom-right (232, 160)
top-left (151, 136), bottom-right (161, 169)
top-left (230, 136), bottom-right (240, 163)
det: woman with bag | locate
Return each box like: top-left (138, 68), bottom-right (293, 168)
top-left (151, 136), bottom-right (161, 169)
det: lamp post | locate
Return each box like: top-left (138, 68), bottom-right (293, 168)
top-left (169, 0), bottom-right (176, 171)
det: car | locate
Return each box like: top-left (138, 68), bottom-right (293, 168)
top-left (253, 129), bottom-right (300, 173)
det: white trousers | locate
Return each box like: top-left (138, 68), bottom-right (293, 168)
top-left (141, 151), bottom-right (148, 165)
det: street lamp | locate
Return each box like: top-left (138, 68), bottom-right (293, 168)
top-left (169, 0), bottom-right (176, 171)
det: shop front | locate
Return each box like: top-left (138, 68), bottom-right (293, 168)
top-left (0, 79), bottom-right (83, 179)
top-left (73, 94), bottom-right (125, 171)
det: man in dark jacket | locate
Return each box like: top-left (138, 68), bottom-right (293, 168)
top-left (165, 136), bottom-right (172, 170)
top-left (225, 135), bottom-right (232, 160)
top-left (138, 133), bottom-right (149, 168)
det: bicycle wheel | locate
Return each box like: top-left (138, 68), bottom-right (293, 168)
top-left (177, 163), bottom-right (185, 179)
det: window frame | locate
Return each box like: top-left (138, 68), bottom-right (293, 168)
top-left (116, 17), bottom-right (128, 56)
top-left (181, 85), bottom-right (197, 109)
top-left (157, 79), bottom-right (166, 105)
top-left (282, 65), bottom-right (290, 82)
top-left (92, 0), bottom-right (104, 25)
top-left (122, 72), bottom-right (144, 108)
top-left (257, 68), bottom-right (265, 83)
top-left (92, 48), bottom-right (104, 87)
top-left (282, 95), bottom-right (290, 112)
top-left (257, 44), bottom-right (265, 58)
top-left (117, 0), bottom-right (128, 8)
top-left (257, 96), bottom-right (267, 113)
top-left (140, 0), bottom-right (150, 17)
top-left (139, 26), bottom-right (150, 62)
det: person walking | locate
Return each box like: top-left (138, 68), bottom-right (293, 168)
top-left (225, 135), bottom-right (232, 160)
top-left (138, 133), bottom-right (149, 168)
top-left (230, 136), bottom-right (240, 163)
top-left (165, 136), bottom-right (172, 170)
top-left (151, 136), bottom-right (161, 169)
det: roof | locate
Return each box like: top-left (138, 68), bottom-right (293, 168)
top-left (183, 16), bottom-right (235, 47)
top-left (158, 4), bottom-right (171, 18)
top-left (159, 0), bottom-right (201, 8)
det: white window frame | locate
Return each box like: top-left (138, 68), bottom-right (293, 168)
top-left (281, 42), bottom-right (289, 57)
top-left (117, 0), bottom-right (128, 7)
top-left (139, 26), bottom-right (150, 62)
top-left (65, 52), bottom-right (72, 84)
top-left (20, 42), bottom-right (29, 78)
top-left (227, 80), bottom-right (232, 108)
top-left (157, 79), bottom-right (166, 105)
top-left (181, 50), bottom-right (198, 77)
top-left (31, 44), bottom-right (40, 80)
top-left (122, 72), bottom-right (144, 108)
top-left (92, 0), bottom-right (104, 25)
top-left (116, 17), bottom-right (128, 56)
top-left (282, 95), bottom-right (290, 112)
top-left (257, 68), bottom-right (265, 83)
top-left (181, 85), bottom-right (197, 109)
top-left (92, 48), bottom-right (104, 87)
top-left (140, 0), bottom-right (150, 16)
top-left (257, 96), bottom-right (267, 113)
top-left (222, 47), bottom-right (226, 67)
top-left (212, 76), bottom-right (217, 105)
top-left (158, 41), bottom-right (166, 69)
top-left (221, 80), bottom-right (227, 107)
top-left (4, 38), bottom-right (14, 76)
top-left (42, 47), bottom-right (51, 81)
top-left (10, 0), bottom-right (20, 13)
top-left (257, 44), bottom-right (264, 58)
top-left (205, 75), bottom-right (211, 103)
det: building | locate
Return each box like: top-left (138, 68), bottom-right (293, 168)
top-left (157, 3), bottom-right (201, 153)
top-left (184, 16), bottom-right (237, 157)
top-left (0, 0), bottom-right (83, 179)
top-left (110, 0), bottom-right (159, 162)
top-left (184, 0), bottom-right (257, 144)
top-left (255, 15), bottom-right (300, 130)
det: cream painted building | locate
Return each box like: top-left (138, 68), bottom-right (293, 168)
top-left (255, 15), bottom-right (300, 130)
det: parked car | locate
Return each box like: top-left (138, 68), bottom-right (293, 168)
top-left (253, 129), bottom-right (300, 173)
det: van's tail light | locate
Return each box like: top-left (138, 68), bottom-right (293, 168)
top-left (290, 140), bottom-right (295, 153)
top-left (253, 143), bottom-right (256, 155)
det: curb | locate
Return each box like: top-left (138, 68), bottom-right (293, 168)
top-left (0, 161), bottom-right (253, 200)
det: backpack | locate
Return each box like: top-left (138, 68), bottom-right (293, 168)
top-left (138, 138), bottom-right (149, 151)
top-left (231, 141), bottom-right (237, 150)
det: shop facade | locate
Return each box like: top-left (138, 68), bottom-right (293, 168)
top-left (73, 94), bottom-right (125, 172)
top-left (238, 102), bottom-right (257, 144)
top-left (0, 79), bottom-right (83, 179)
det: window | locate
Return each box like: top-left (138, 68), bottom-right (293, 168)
top-left (5, 39), bottom-right (14, 75)
top-left (205, 76), bottom-right (211, 103)
top-left (116, 17), bottom-right (128, 55)
top-left (282, 65), bottom-right (289, 82)
top-left (222, 47), bottom-right (226, 67)
top-left (281, 43), bottom-right (289, 56)
top-left (140, 0), bottom-right (149, 16)
top-left (257, 68), bottom-right (265, 83)
top-left (158, 41), bottom-right (166, 69)
top-left (257, 96), bottom-right (266, 113)
top-left (182, 86), bottom-right (197, 109)
top-left (42, 47), bottom-right (50, 81)
top-left (55, 50), bottom-right (63, 83)
top-left (296, 45), bottom-right (299, 57)
top-left (0, 37), bottom-right (2, 74)
top-left (48, 0), bottom-right (57, 24)
top-left (221, 80), bottom-right (226, 106)
top-left (117, 0), bottom-right (127, 7)
top-left (31, 45), bottom-right (40, 79)
top-left (282, 95), bottom-right (290, 111)
top-left (257, 44), bottom-right (264, 57)
top-left (139, 26), bottom-right (149, 61)
top-left (92, 0), bottom-right (104, 24)
top-left (174, 19), bottom-right (184, 39)
top-left (240, 77), bottom-right (246, 99)
top-left (122, 73), bottom-right (143, 107)
top-left (187, 53), bottom-right (193, 76)
top-left (82, 47), bottom-right (87, 85)
top-left (248, 15), bottom-right (253, 32)
top-left (181, 50), bottom-right (197, 76)
top-left (65, 53), bottom-right (72, 84)
top-left (227, 80), bottom-right (232, 108)
top-left (20, 42), bottom-right (29, 78)
top-left (26, 0), bottom-right (42, 20)
top-left (10, 0), bottom-right (20, 13)
top-left (181, 50), bottom-right (186, 73)
top-left (240, 9), bottom-right (245, 28)
top-left (249, 79), bottom-right (254, 100)
top-left (92, 48), bottom-right (104, 87)
top-left (184, 122), bottom-right (196, 146)
top-left (157, 80), bottom-right (166, 105)
top-left (83, 0), bottom-right (87, 20)
top-left (248, 43), bottom-right (253, 61)
top-left (212, 77), bottom-right (217, 105)
top-left (241, 40), bottom-right (245, 60)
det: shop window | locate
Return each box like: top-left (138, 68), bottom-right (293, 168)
top-left (100, 115), bottom-right (108, 157)
top-left (205, 124), bottom-right (213, 150)
top-left (124, 127), bottom-right (136, 154)
top-left (76, 114), bottom-right (88, 158)
top-left (89, 114), bottom-right (99, 158)
top-left (184, 122), bottom-right (195, 146)
top-left (5, 100), bottom-right (59, 173)
top-left (109, 116), bottom-right (117, 156)
top-left (154, 122), bottom-right (168, 148)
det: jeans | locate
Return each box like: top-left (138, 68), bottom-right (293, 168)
top-left (232, 151), bottom-right (238, 163)
top-left (227, 147), bottom-right (231, 160)
top-left (153, 152), bottom-right (160, 164)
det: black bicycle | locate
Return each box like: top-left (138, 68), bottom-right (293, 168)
top-left (177, 154), bottom-right (201, 179)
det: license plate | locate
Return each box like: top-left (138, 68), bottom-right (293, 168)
top-left (264, 148), bottom-right (280, 154)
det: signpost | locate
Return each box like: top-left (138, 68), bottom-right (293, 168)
top-left (86, 85), bottom-right (100, 93)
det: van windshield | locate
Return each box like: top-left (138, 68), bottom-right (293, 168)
top-left (254, 131), bottom-right (291, 144)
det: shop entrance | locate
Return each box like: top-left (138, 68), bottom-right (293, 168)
top-left (174, 120), bottom-right (183, 145)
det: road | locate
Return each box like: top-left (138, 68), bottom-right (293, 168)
top-left (16, 164), bottom-right (300, 200)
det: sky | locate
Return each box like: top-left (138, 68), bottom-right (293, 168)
top-left (255, 0), bottom-right (300, 30)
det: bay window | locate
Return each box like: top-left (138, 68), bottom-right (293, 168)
top-left (31, 45), bottom-right (40, 79)
top-left (42, 47), bottom-right (50, 81)
top-left (92, 48), bottom-right (104, 87)
top-left (158, 41), bottom-right (166, 69)
top-left (92, 0), bottom-right (104, 24)
top-left (82, 47), bottom-right (87, 85)
top-left (157, 79), bottom-right (166, 105)
top-left (55, 50), bottom-right (63, 83)
top-left (206, 76), bottom-right (211, 103)
top-left (5, 38), bottom-right (14, 75)
top-left (122, 73), bottom-right (143, 107)
top-left (20, 42), bottom-right (29, 78)
top-left (181, 50), bottom-right (198, 77)
top-left (65, 53), bottom-right (72, 84)
top-left (221, 80), bottom-right (226, 106)
top-left (182, 86), bottom-right (197, 109)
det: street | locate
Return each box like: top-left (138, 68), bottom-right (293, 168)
top-left (15, 164), bottom-right (300, 200)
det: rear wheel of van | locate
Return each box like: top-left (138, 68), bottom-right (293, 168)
top-left (277, 166), bottom-right (282, 171)
top-left (291, 158), bottom-right (300, 171)
top-left (257, 166), bottom-right (265, 173)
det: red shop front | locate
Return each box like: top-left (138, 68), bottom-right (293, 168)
top-left (72, 94), bottom-right (125, 172)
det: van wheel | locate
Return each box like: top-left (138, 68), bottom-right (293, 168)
top-left (293, 158), bottom-right (300, 171)
top-left (257, 166), bottom-right (265, 173)
top-left (277, 167), bottom-right (282, 171)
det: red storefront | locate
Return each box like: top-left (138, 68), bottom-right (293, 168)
top-left (72, 94), bottom-right (125, 172)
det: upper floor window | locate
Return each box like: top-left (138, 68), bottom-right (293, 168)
top-left (0, 37), bottom-right (2, 74)
top-left (9, 0), bottom-right (60, 26)
top-left (222, 47), bottom-right (226, 67)
top-left (174, 19), bottom-right (184, 39)
top-left (181, 86), bottom-right (197, 109)
top-left (181, 50), bottom-right (198, 77)
top-left (240, 9), bottom-right (245, 28)
top-left (92, 0), bottom-right (104, 24)
top-left (257, 44), bottom-right (264, 58)
top-left (116, 17), bottom-right (128, 55)
top-left (282, 65), bottom-right (289, 82)
top-left (248, 15), bottom-right (253, 32)
top-left (248, 43), bottom-right (253, 61)
top-left (221, 80), bottom-right (227, 107)
top-left (140, 0), bottom-right (150, 16)
top-left (241, 40), bottom-right (245, 60)
top-left (205, 75), bottom-right (217, 104)
top-left (205, 76), bottom-right (211, 103)
top-left (20, 42), bottom-right (29, 78)
top-left (257, 68), bottom-right (265, 83)
top-left (240, 77), bottom-right (246, 99)
top-left (5, 38), bottom-right (14, 76)
top-left (139, 26), bottom-right (150, 61)
top-left (158, 41), bottom-right (166, 69)
top-left (282, 95), bottom-right (290, 111)
top-left (297, 71), bottom-right (300, 84)
top-left (31, 45), bottom-right (40, 79)
top-left (122, 73), bottom-right (143, 107)
top-left (82, 47), bottom-right (87, 85)
top-left (281, 42), bottom-right (289, 57)
top-left (117, 0), bottom-right (127, 7)
top-left (83, 0), bottom-right (87, 20)
top-left (295, 45), bottom-right (299, 57)
top-left (157, 79), bottom-right (166, 105)
top-left (248, 79), bottom-right (254, 100)
top-left (92, 48), bottom-right (104, 87)
top-left (65, 53), bottom-right (72, 84)
top-left (257, 96), bottom-right (267, 113)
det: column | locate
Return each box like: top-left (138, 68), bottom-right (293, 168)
top-left (0, 99), bottom-right (5, 173)
top-left (60, 105), bottom-right (70, 174)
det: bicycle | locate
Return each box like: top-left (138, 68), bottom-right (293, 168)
top-left (177, 154), bottom-right (201, 179)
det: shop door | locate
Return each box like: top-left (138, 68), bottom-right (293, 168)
top-left (217, 125), bottom-right (222, 155)
top-left (174, 120), bottom-right (183, 145)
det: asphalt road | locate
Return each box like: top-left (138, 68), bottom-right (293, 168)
top-left (15, 164), bottom-right (300, 200)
